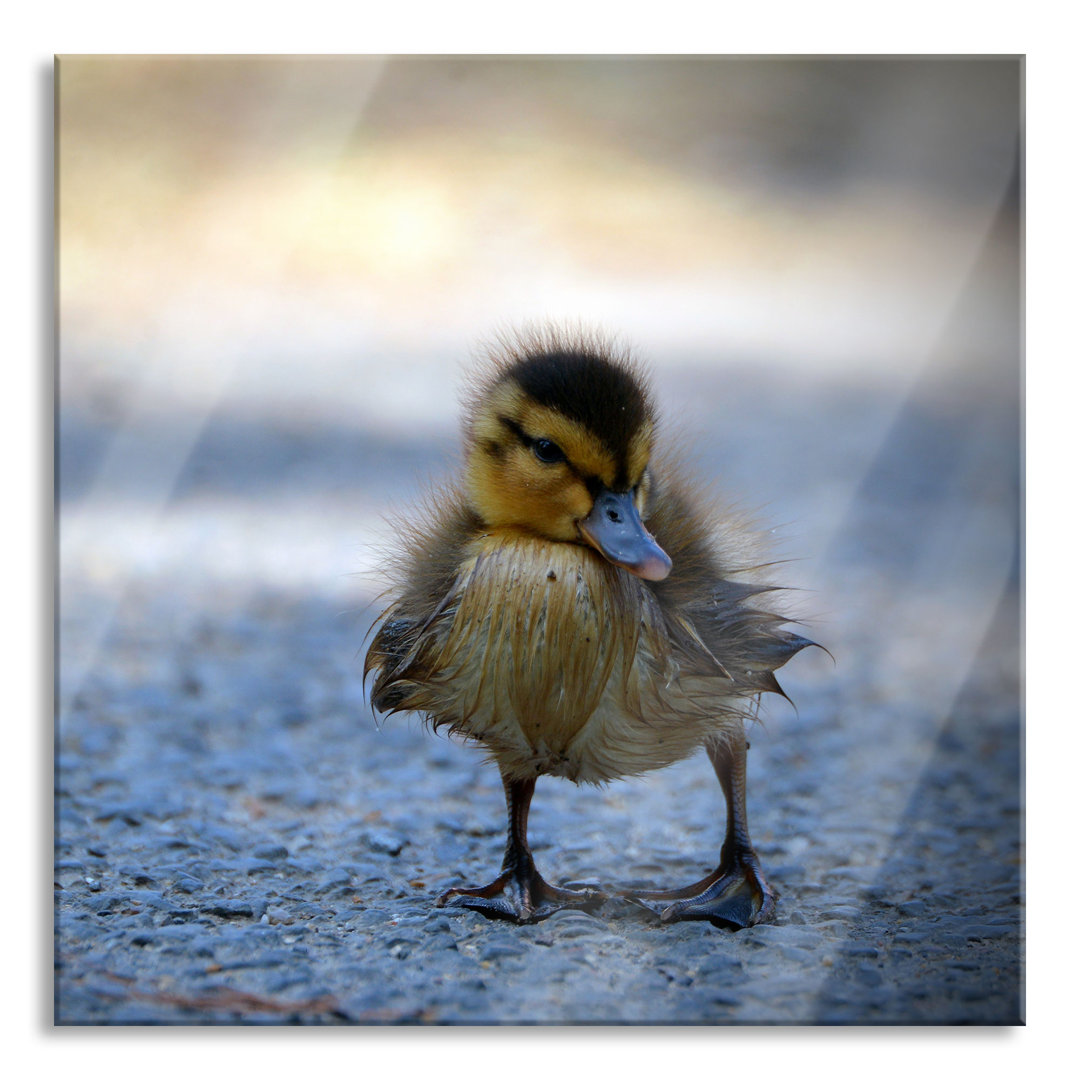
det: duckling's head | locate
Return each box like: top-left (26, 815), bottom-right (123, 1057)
top-left (463, 331), bottom-right (672, 581)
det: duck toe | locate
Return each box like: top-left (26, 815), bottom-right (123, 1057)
top-left (438, 865), bottom-right (605, 924)
top-left (625, 850), bottom-right (777, 929)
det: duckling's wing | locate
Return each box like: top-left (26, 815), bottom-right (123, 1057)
top-left (683, 590), bottom-right (817, 699)
top-left (645, 472), bottom-right (817, 697)
top-left (364, 498), bottom-right (480, 714)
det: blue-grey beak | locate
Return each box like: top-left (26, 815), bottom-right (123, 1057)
top-left (579, 489), bottom-right (672, 582)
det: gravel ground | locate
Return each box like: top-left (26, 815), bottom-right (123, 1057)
top-left (55, 306), bottom-right (1022, 1024)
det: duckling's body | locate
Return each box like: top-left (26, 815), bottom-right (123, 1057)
top-left (376, 520), bottom-right (725, 785)
top-left (366, 329), bottom-right (812, 925)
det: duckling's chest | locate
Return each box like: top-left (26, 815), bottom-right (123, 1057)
top-left (423, 532), bottom-right (662, 778)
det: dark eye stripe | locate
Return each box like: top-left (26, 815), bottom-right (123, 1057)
top-left (497, 416), bottom-right (566, 466)
top-left (498, 415), bottom-right (529, 443)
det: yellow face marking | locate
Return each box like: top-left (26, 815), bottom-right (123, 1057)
top-left (634, 466), bottom-right (653, 516)
top-left (464, 378), bottom-right (654, 541)
top-left (626, 420), bottom-right (653, 487)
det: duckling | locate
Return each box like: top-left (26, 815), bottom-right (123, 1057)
top-left (364, 327), bottom-right (813, 926)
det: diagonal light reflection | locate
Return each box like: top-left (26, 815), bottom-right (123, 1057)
top-left (57, 58), bottom-right (388, 727)
top-left (792, 158), bottom-right (1021, 1018)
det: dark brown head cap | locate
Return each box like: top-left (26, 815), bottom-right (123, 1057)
top-left (483, 326), bottom-right (655, 468)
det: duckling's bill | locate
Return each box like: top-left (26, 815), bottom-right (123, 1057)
top-left (578, 488), bottom-right (672, 582)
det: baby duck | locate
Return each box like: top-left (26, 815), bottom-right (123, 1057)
top-left (365, 327), bottom-right (813, 926)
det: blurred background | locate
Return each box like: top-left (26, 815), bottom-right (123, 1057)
top-left (56, 56), bottom-right (1022, 1021)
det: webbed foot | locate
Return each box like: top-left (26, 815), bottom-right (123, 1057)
top-left (625, 848), bottom-right (777, 928)
top-left (438, 858), bottom-right (605, 923)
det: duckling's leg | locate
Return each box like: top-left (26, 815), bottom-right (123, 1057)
top-left (437, 773), bottom-right (605, 923)
top-left (628, 733), bottom-right (777, 928)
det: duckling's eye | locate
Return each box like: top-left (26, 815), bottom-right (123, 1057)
top-left (532, 439), bottom-right (565, 465)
